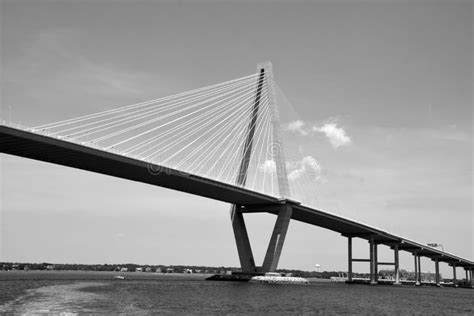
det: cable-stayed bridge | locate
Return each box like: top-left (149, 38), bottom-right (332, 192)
top-left (1, 62), bottom-right (472, 286)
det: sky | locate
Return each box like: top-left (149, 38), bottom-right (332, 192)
top-left (1, 0), bottom-right (472, 277)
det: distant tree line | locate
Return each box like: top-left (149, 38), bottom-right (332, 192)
top-left (7, 262), bottom-right (434, 280)
top-left (276, 269), bottom-right (369, 279)
top-left (1, 262), bottom-right (238, 274)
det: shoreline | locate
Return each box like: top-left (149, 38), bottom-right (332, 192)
top-left (0, 270), bottom-right (335, 283)
top-left (0, 270), bottom-right (214, 278)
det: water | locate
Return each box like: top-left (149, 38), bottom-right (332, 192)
top-left (1, 271), bottom-right (472, 315)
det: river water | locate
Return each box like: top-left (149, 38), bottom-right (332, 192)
top-left (0, 271), bottom-right (472, 315)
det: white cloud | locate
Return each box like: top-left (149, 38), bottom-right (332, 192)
top-left (258, 156), bottom-right (322, 182)
top-left (285, 120), bottom-right (308, 136)
top-left (288, 156), bottom-right (322, 181)
top-left (313, 123), bottom-right (351, 148)
top-left (114, 232), bottom-right (126, 241)
top-left (258, 159), bottom-right (276, 173)
top-left (284, 120), bottom-right (352, 150)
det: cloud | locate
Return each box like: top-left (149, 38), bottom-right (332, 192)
top-left (258, 159), bottom-right (276, 173)
top-left (313, 123), bottom-right (351, 148)
top-left (284, 120), bottom-right (352, 150)
top-left (285, 120), bottom-right (308, 136)
top-left (258, 156), bottom-right (322, 182)
top-left (288, 156), bottom-right (322, 181)
top-left (114, 232), bottom-right (126, 241)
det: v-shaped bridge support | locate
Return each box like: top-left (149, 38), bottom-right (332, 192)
top-left (230, 62), bottom-right (294, 273)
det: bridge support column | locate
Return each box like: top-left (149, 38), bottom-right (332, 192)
top-left (434, 258), bottom-right (440, 287)
top-left (374, 242), bottom-right (378, 283)
top-left (470, 268), bottom-right (473, 288)
top-left (394, 244), bottom-right (401, 285)
top-left (347, 237), bottom-right (353, 282)
top-left (452, 264), bottom-right (457, 287)
top-left (261, 204), bottom-right (293, 272)
top-left (417, 254), bottom-right (422, 285)
top-left (230, 64), bottom-right (265, 273)
top-left (414, 252), bottom-right (420, 286)
top-left (369, 238), bottom-right (377, 285)
top-left (230, 205), bottom-right (256, 272)
top-left (465, 269), bottom-right (469, 286)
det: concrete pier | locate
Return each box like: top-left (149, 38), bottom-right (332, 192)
top-left (394, 244), bottom-right (401, 285)
top-left (469, 268), bottom-right (474, 288)
top-left (374, 242), bottom-right (378, 283)
top-left (417, 254), bottom-right (422, 285)
top-left (434, 258), bottom-right (440, 287)
top-left (347, 237), bottom-right (353, 282)
top-left (452, 263), bottom-right (457, 287)
top-left (230, 207), bottom-right (256, 272)
top-left (262, 204), bottom-right (293, 272)
top-left (369, 238), bottom-right (377, 285)
top-left (414, 252), bottom-right (420, 286)
top-left (343, 239), bottom-right (472, 289)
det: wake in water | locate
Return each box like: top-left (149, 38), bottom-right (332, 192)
top-left (1, 282), bottom-right (105, 315)
top-left (1, 273), bottom-right (472, 314)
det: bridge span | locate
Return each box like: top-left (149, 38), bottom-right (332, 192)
top-left (1, 124), bottom-right (473, 287)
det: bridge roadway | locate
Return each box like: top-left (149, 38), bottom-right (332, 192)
top-left (1, 124), bottom-right (473, 280)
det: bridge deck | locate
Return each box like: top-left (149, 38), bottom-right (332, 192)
top-left (1, 125), bottom-right (472, 268)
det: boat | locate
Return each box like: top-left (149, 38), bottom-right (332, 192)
top-left (250, 272), bottom-right (309, 285)
top-left (114, 275), bottom-right (125, 280)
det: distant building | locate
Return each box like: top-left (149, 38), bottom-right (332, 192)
top-left (145, 267), bottom-right (152, 272)
top-left (155, 268), bottom-right (162, 273)
top-left (120, 268), bottom-right (128, 272)
top-left (184, 269), bottom-right (193, 274)
top-left (166, 268), bottom-right (174, 273)
top-left (46, 265), bottom-right (55, 270)
top-left (136, 267), bottom-right (143, 272)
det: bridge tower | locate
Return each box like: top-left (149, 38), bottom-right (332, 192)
top-left (230, 62), bottom-right (293, 273)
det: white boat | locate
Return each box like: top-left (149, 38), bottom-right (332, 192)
top-left (114, 275), bottom-right (125, 280)
top-left (250, 272), bottom-right (308, 285)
